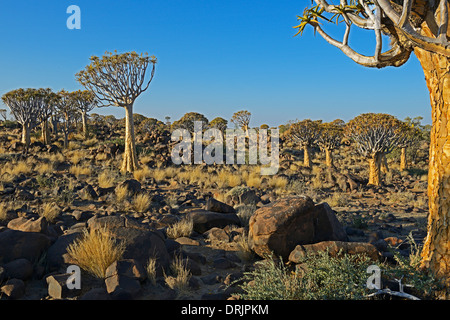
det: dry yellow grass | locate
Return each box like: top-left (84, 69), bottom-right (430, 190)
top-left (164, 255), bottom-right (191, 294)
top-left (133, 166), bottom-right (152, 182)
top-left (0, 202), bottom-right (10, 221)
top-left (98, 170), bottom-right (116, 188)
top-left (268, 176), bottom-right (289, 190)
top-left (146, 257), bottom-right (158, 285)
top-left (39, 202), bottom-right (60, 223)
top-left (69, 165), bottom-right (92, 177)
top-left (68, 150), bottom-right (86, 165)
top-left (115, 184), bottom-right (130, 202)
top-left (35, 162), bottom-right (54, 175)
top-left (166, 218), bottom-right (194, 239)
top-left (0, 160), bottom-right (33, 179)
top-left (67, 227), bottom-right (125, 278)
top-left (132, 193), bottom-right (152, 213)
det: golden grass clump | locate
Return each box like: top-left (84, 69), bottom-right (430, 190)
top-left (166, 218), bottom-right (194, 239)
top-left (115, 184), bottom-right (130, 202)
top-left (1, 160), bottom-right (33, 178)
top-left (35, 162), bottom-right (54, 175)
top-left (132, 193), bottom-right (152, 213)
top-left (133, 166), bottom-right (152, 182)
top-left (164, 255), bottom-right (191, 294)
top-left (0, 202), bottom-right (11, 221)
top-left (98, 170), bottom-right (117, 188)
top-left (67, 227), bottom-right (125, 278)
top-left (39, 202), bottom-right (60, 223)
top-left (69, 165), bottom-right (92, 177)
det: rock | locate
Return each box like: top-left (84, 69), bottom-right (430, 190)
top-left (0, 266), bottom-right (5, 284)
top-left (201, 273), bottom-right (222, 285)
top-left (105, 259), bottom-right (146, 282)
top-left (288, 241), bottom-right (380, 263)
top-left (1, 278), bottom-right (25, 299)
top-left (184, 258), bottom-right (202, 276)
top-left (118, 179), bottom-right (141, 195)
top-left (46, 231), bottom-right (82, 272)
top-left (3, 258), bottom-right (33, 280)
top-left (187, 210), bottom-right (241, 234)
top-left (105, 274), bottom-right (141, 299)
top-left (71, 210), bottom-right (93, 222)
top-left (46, 273), bottom-right (81, 299)
top-left (213, 257), bottom-right (237, 269)
top-left (205, 198), bottom-right (236, 214)
top-left (88, 215), bottom-right (170, 272)
top-left (7, 216), bottom-right (48, 234)
top-left (239, 189), bottom-right (260, 205)
top-left (175, 237), bottom-right (200, 246)
top-left (79, 288), bottom-right (111, 300)
top-left (248, 196), bottom-right (348, 259)
top-left (205, 227), bottom-right (229, 243)
top-left (15, 189), bottom-right (35, 201)
top-left (0, 229), bottom-right (51, 264)
top-left (78, 184), bottom-right (98, 200)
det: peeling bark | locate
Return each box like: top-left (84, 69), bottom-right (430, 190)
top-left (325, 148), bottom-right (333, 168)
top-left (368, 152), bottom-right (382, 186)
top-left (304, 145), bottom-right (312, 168)
top-left (400, 147), bottom-right (408, 171)
top-left (415, 24), bottom-right (450, 281)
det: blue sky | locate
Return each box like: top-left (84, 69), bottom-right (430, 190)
top-left (0, 0), bottom-right (431, 127)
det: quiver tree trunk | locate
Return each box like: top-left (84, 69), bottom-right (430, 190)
top-left (21, 123), bottom-right (31, 149)
top-left (121, 104), bottom-right (139, 172)
top-left (325, 148), bottom-right (333, 168)
top-left (368, 152), bottom-right (383, 186)
top-left (380, 153), bottom-right (389, 174)
top-left (400, 147), bottom-right (408, 171)
top-left (415, 40), bottom-right (450, 282)
top-left (81, 111), bottom-right (88, 137)
top-left (41, 120), bottom-right (50, 145)
top-left (303, 145), bottom-right (312, 168)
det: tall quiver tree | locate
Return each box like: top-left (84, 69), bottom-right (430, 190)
top-left (71, 90), bottom-right (97, 137)
top-left (38, 89), bottom-right (58, 145)
top-left (286, 119), bottom-right (321, 168)
top-left (296, 0), bottom-right (450, 282)
top-left (397, 120), bottom-right (421, 171)
top-left (317, 119), bottom-right (344, 168)
top-left (76, 51), bottom-right (157, 172)
top-left (2, 88), bottom-right (48, 150)
top-left (231, 110), bottom-right (251, 132)
top-left (345, 114), bottom-right (404, 186)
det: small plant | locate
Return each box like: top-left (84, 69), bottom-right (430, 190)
top-left (69, 164), bottom-right (92, 177)
top-left (39, 202), bottom-right (60, 223)
top-left (166, 218), bottom-right (194, 239)
top-left (98, 170), bottom-right (116, 188)
top-left (146, 256), bottom-right (158, 285)
top-left (67, 227), bottom-right (125, 278)
top-left (115, 184), bottom-right (130, 203)
top-left (235, 231), bottom-right (255, 262)
top-left (164, 255), bottom-right (192, 295)
top-left (132, 193), bottom-right (152, 213)
top-left (236, 204), bottom-right (257, 227)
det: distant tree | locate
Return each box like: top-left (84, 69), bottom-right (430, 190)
top-left (1, 88), bottom-right (49, 149)
top-left (172, 112), bottom-right (209, 133)
top-left (37, 89), bottom-right (58, 145)
top-left (0, 109), bottom-right (7, 122)
top-left (231, 110), bottom-right (251, 132)
top-left (76, 51), bottom-right (157, 172)
top-left (164, 116), bottom-right (171, 126)
top-left (317, 119), bottom-right (344, 168)
top-left (138, 117), bottom-right (165, 133)
top-left (209, 117), bottom-right (228, 133)
top-left (260, 124), bottom-right (269, 130)
top-left (397, 119), bottom-right (422, 171)
top-left (345, 113), bottom-right (406, 186)
top-left (286, 119), bottom-right (322, 168)
top-left (55, 90), bottom-right (77, 149)
top-left (71, 90), bottom-right (97, 137)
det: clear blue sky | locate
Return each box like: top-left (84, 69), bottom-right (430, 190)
top-left (0, 0), bottom-right (431, 127)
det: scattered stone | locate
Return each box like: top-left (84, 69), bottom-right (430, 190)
top-left (175, 237), bottom-right (200, 246)
top-left (105, 259), bottom-right (147, 282)
top-left (187, 210), bottom-right (241, 234)
top-left (288, 241), bottom-right (380, 263)
top-left (205, 198), bottom-right (236, 214)
top-left (4, 258), bottom-right (34, 280)
top-left (118, 179), bottom-right (142, 195)
top-left (46, 273), bottom-right (81, 299)
top-left (1, 278), bottom-right (26, 299)
top-left (0, 229), bottom-right (51, 264)
top-left (7, 216), bottom-right (48, 234)
top-left (205, 227), bottom-right (229, 243)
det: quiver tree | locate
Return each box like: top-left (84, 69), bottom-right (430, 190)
top-left (38, 89), bottom-right (58, 145)
top-left (231, 110), bottom-right (251, 132)
top-left (0, 109), bottom-right (6, 122)
top-left (345, 113), bottom-right (405, 186)
top-left (55, 90), bottom-right (76, 149)
top-left (296, 0), bottom-right (450, 280)
top-left (317, 119), bottom-right (344, 168)
top-left (171, 112), bottom-right (209, 133)
top-left (286, 119), bottom-right (321, 168)
top-left (1, 88), bottom-right (49, 150)
top-left (397, 120), bottom-right (422, 171)
top-left (209, 117), bottom-right (228, 133)
top-left (76, 51), bottom-right (157, 172)
top-left (71, 90), bottom-right (97, 137)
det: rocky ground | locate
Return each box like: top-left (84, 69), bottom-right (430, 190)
top-left (0, 122), bottom-right (432, 300)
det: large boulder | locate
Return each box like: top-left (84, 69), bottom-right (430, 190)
top-left (87, 215), bottom-right (169, 272)
top-left (248, 196), bottom-right (348, 259)
top-left (0, 229), bottom-right (52, 264)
